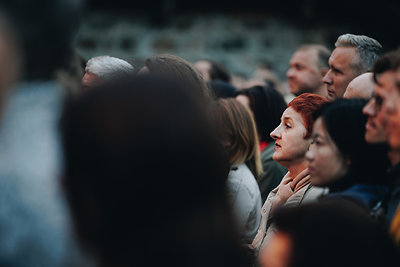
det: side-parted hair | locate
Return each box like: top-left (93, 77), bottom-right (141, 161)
top-left (85, 55), bottom-right (134, 78)
top-left (335, 34), bottom-right (383, 75)
top-left (145, 54), bottom-right (212, 100)
top-left (235, 85), bottom-right (287, 143)
top-left (212, 98), bottom-right (262, 178)
top-left (298, 44), bottom-right (331, 70)
top-left (288, 93), bottom-right (328, 139)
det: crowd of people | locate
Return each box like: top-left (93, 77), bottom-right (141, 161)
top-left (1, 1), bottom-right (400, 267)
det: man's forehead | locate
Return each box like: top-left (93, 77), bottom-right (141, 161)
top-left (330, 47), bottom-right (357, 63)
top-left (292, 49), bottom-right (317, 63)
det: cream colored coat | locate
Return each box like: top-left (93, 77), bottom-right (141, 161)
top-left (251, 170), bottom-right (327, 253)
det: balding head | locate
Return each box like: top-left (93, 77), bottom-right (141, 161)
top-left (344, 72), bottom-right (374, 99)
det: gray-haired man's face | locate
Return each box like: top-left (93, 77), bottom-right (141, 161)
top-left (322, 47), bottom-right (359, 101)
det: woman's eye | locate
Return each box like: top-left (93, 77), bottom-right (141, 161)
top-left (311, 139), bottom-right (321, 145)
top-left (284, 124), bottom-right (291, 129)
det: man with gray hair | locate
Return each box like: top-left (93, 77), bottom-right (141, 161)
top-left (322, 33), bottom-right (383, 101)
top-left (82, 55), bottom-right (134, 90)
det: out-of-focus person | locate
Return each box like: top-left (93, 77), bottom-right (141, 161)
top-left (212, 98), bottom-right (262, 242)
top-left (343, 72), bottom-right (375, 99)
top-left (194, 59), bottom-right (230, 83)
top-left (322, 33), bottom-right (383, 101)
top-left (259, 202), bottom-right (400, 267)
top-left (60, 75), bottom-right (252, 267)
top-left (0, 1), bottom-right (84, 266)
top-left (82, 55), bottom-right (134, 91)
top-left (286, 44), bottom-right (330, 97)
top-left (208, 80), bottom-right (237, 99)
top-left (373, 50), bottom-right (400, 244)
top-left (0, 15), bottom-right (20, 115)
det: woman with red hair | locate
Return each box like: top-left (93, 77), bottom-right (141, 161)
top-left (251, 93), bottom-right (328, 254)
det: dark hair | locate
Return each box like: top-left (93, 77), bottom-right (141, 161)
top-left (60, 75), bottom-right (250, 267)
top-left (1, 0), bottom-right (81, 80)
top-left (313, 99), bottom-right (390, 189)
top-left (373, 50), bottom-right (400, 84)
top-left (208, 60), bottom-right (231, 83)
top-left (208, 80), bottom-right (236, 98)
top-left (235, 85), bottom-right (287, 143)
top-left (271, 202), bottom-right (399, 267)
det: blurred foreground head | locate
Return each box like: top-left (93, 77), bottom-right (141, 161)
top-left (143, 54), bottom-right (212, 101)
top-left (1, 0), bottom-right (81, 80)
top-left (259, 202), bottom-right (399, 267)
top-left (60, 75), bottom-right (250, 267)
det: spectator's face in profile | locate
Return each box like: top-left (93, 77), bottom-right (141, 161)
top-left (286, 49), bottom-right (323, 96)
top-left (322, 47), bottom-right (358, 101)
top-left (362, 71), bottom-right (394, 144)
top-left (385, 70), bottom-right (400, 150)
top-left (270, 107), bottom-right (310, 166)
top-left (82, 71), bottom-right (99, 91)
top-left (259, 232), bottom-right (292, 267)
top-left (306, 118), bottom-right (348, 186)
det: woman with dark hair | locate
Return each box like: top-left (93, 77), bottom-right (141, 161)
top-left (235, 85), bottom-right (288, 202)
top-left (212, 98), bottom-right (262, 242)
top-left (306, 98), bottom-right (391, 214)
top-left (251, 93), bottom-right (328, 254)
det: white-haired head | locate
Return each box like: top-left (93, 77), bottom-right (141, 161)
top-left (85, 55), bottom-right (134, 78)
top-left (335, 34), bottom-right (383, 75)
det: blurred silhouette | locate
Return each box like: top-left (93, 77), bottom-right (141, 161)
top-left (286, 44), bottom-right (330, 97)
top-left (211, 98), bottom-right (262, 242)
top-left (60, 75), bottom-right (252, 267)
top-left (194, 59), bottom-right (231, 83)
top-left (0, 1), bottom-right (84, 266)
top-left (259, 202), bottom-right (400, 267)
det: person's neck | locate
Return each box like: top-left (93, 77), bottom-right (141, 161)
top-left (389, 150), bottom-right (400, 166)
top-left (287, 160), bottom-right (308, 179)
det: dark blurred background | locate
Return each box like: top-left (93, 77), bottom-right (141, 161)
top-left (77, 0), bottom-right (400, 79)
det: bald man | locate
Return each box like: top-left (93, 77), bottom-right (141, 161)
top-left (343, 72), bottom-right (375, 99)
